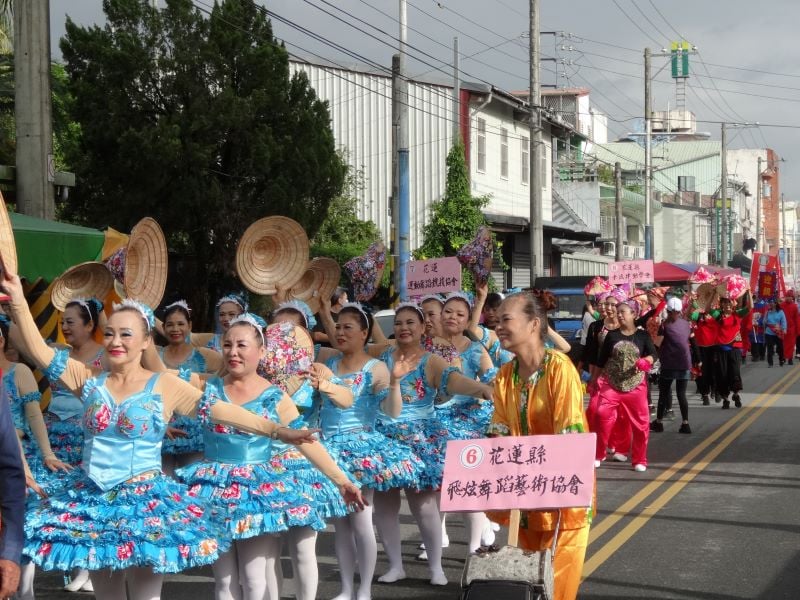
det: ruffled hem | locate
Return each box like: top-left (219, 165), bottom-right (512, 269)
top-left (435, 397), bottom-right (494, 441)
top-left (176, 461), bottom-right (327, 536)
top-left (270, 449), bottom-right (351, 520)
top-left (162, 415), bottom-right (205, 455)
top-left (44, 415), bottom-right (84, 466)
top-left (324, 430), bottom-right (426, 491)
top-left (375, 420), bottom-right (447, 490)
top-left (24, 469), bottom-right (229, 573)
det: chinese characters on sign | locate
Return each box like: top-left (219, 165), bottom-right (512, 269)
top-left (406, 256), bottom-right (462, 296)
top-left (440, 434), bottom-right (595, 512)
top-left (608, 260), bottom-right (655, 285)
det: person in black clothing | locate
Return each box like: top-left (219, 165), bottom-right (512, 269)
top-left (0, 379), bottom-right (25, 597)
top-left (593, 300), bottom-right (657, 472)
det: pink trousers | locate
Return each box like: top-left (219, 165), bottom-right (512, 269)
top-left (594, 376), bottom-right (649, 466)
top-left (587, 386), bottom-right (631, 455)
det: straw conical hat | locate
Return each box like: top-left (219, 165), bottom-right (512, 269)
top-left (289, 257), bottom-right (341, 313)
top-left (50, 262), bottom-right (114, 311)
top-left (236, 216), bottom-right (309, 295)
top-left (123, 217), bottom-right (168, 308)
top-left (696, 283), bottom-right (719, 310)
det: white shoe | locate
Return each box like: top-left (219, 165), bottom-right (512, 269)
top-left (442, 534), bottom-right (450, 548)
top-left (480, 521), bottom-right (496, 546)
top-left (594, 459), bottom-right (602, 468)
top-left (633, 464), bottom-right (647, 472)
top-left (81, 579), bottom-right (94, 592)
top-left (611, 453), bottom-right (628, 462)
top-left (417, 549), bottom-right (428, 561)
top-left (64, 570), bottom-right (91, 592)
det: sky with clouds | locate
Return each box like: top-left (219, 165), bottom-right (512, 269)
top-left (49, 0), bottom-right (800, 198)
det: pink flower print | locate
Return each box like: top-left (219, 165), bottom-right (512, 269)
top-left (178, 544), bottom-right (190, 559)
top-left (257, 482), bottom-right (275, 495)
top-left (287, 505), bottom-right (310, 517)
top-left (361, 458), bottom-right (373, 469)
top-left (41, 526), bottom-right (55, 534)
top-left (145, 500), bottom-right (159, 512)
top-left (352, 373), bottom-right (364, 388)
top-left (91, 403), bottom-right (112, 432)
top-left (117, 541), bottom-right (134, 560)
top-left (214, 423), bottom-right (230, 434)
top-left (220, 483), bottom-right (241, 500)
top-left (230, 466), bottom-right (252, 479)
top-left (311, 482), bottom-right (323, 490)
top-left (144, 517), bottom-right (162, 528)
top-left (414, 378), bottom-right (425, 400)
top-left (172, 492), bottom-right (182, 502)
top-left (186, 504), bottom-right (204, 518)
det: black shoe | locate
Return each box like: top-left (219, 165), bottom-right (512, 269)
top-left (780, 361), bottom-right (785, 366)
top-left (678, 423), bottom-right (692, 434)
top-left (714, 393), bottom-right (722, 403)
top-left (790, 360), bottom-right (794, 365)
top-left (701, 395), bottom-right (710, 406)
top-left (722, 400), bottom-right (730, 409)
top-left (733, 393), bottom-right (742, 408)
top-left (650, 420), bottom-right (664, 432)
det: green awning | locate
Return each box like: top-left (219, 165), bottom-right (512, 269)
top-left (10, 212), bottom-right (105, 282)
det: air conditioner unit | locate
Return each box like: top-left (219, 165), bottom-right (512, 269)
top-left (602, 241), bottom-right (616, 256)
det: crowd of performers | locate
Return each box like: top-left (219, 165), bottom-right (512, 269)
top-left (5, 266), bottom-right (593, 600)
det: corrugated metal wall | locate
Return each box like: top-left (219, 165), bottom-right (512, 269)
top-left (290, 61), bottom-right (452, 250)
top-left (560, 254), bottom-right (611, 276)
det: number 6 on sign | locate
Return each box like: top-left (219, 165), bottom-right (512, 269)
top-left (460, 444), bottom-right (484, 469)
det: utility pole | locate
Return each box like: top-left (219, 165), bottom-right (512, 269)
top-left (781, 192), bottom-right (786, 271)
top-left (14, 0), bottom-right (54, 219)
top-left (452, 37), bottom-right (460, 143)
top-left (397, 0), bottom-right (410, 301)
top-left (615, 162), bottom-right (624, 262)
top-left (391, 55), bottom-right (400, 301)
top-left (529, 0), bottom-right (544, 284)
top-left (720, 123), bottom-right (728, 267)
top-left (756, 155), bottom-right (762, 254)
top-left (644, 47), bottom-right (653, 260)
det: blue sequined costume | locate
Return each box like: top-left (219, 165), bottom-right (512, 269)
top-left (176, 378), bottom-right (325, 537)
top-left (376, 348), bottom-right (454, 490)
top-left (321, 356), bottom-right (425, 490)
top-left (159, 346), bottom-right (207, 455)
top-left (42, 348), bottom-right (103, 466)
top-left (436, 340), bottom-right (496, 441)
top-left (23, 369), bottom-right (229, 573)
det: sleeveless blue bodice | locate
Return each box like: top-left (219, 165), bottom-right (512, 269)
top-left (159, 346), bottom-right (207, 380)
top-left (45, 348), bottom-right (103, 421)
top-left (379, 349), bottom-right (438, 422)
top-left (320, 357), bottom-right (387, 437)
top-left (5, 365), bottom-right (42, 436)
top-left (206, 334), bottom-right (223, 353)
top-left (199, 377), bottom-right (282, 465)
top-left (479, 326), bottom-right (514, 368)
top-left (81, 372), bottom-right (165, 491)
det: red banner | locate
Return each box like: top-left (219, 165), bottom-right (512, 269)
top-left (750, 253), bottom-right (786, 299)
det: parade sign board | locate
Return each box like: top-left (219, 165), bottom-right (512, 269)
top-left (406, 256), bottom-right (462, 295)
top-left (440, 434), bottom-right (596, 512)
top-left (750, 252), bottom-right (786, 299)
top-left (608, 260), bottom-right (654, 285)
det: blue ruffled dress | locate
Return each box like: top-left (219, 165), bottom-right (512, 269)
top-left (5, 365), bottom-right (49, 481)
top-left (376, 349), bottom-right (454, 490)
top-left (479, 325), bottom-right (514, 368)
top-left (159, 347), bottom-right (207, 455)
top-left (23, 370), bottom-right (229, 573)
top-left (321, 356), bottom-right (425, 491)
top-left (176, 377), bottom-right (326, 537)
top-left (42, 349), bottom-right (104, 466)
top-left (268, 379), bottom-right (352, 523)
top-left (436, 341), bottom-right (497, 441)
top-left (206, 333), bottom-right (223, 353)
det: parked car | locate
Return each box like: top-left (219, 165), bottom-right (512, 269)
top-left (372, 309), bottom-right (395, 341)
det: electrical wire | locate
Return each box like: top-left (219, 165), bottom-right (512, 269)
top-left (611, 0), bottom-right (663, 48)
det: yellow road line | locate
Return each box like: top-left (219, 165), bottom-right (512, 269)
top-left (582, 366), bottom-right (800, 578)
top-left (588, 366), bottom-right (799, 546)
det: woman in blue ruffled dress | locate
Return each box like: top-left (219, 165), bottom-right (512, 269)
top-left (185, 293), bottom-right (247, 353)
top-left (176, 315), bottom-right (362, 600)
top-left (469, 281), bottom-right (515, 368)
top-left (1, 271), bottom-right (357, 600)
top-left (322, 303), bottom-right (425, 600)
top-left (158, 300), bottom-right (222, 475)
top-left (373, 303), bottom-right (493, 587)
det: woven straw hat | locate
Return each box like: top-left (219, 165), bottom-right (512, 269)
top-left (0, 191), bottom-right (18, 275)
top-left (695, 282), bottom-right (719, 311)
top-left (289, 257), bottom-right (341, 313)
top-left (51, 262), bottom-right (114, 311)
top-left (123, 217), bottom-right (168, 308)
top-left (236, 216), bottom-right (309, 295)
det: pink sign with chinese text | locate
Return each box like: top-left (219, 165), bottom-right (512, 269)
top-left (609, 260), bottom-right (655, 285)
top-left (440, 434), bottom-right (596, 513)
top-left (406, 256), bottom-right (462, 296)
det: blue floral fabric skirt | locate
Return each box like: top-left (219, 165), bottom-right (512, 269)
top-left (23, 469), bottom-right (229, 573)
top-left (435, 395), bottom-right (495, 441)
top-left (44, 412), bottom-right (84, 466)
top-left (161, 414), bottom-right (205, 455)
top-left (323, 428), bottom-right (425, 491)
top-left (176, 460), bottom-right (326, 538)
top-left (375, 418), bottom-right (449, 490)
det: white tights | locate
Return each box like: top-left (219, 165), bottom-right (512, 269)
top-left (332, 488), bottom-right (376, 600)
top-left (89, 567), bottom-right (164, 600)
top-left (14, 561), bottom-right (35, 600)
top-left (374, 488), bottom-right (444, 580)
top-left (283, 527), bottom-right (319, 600)
top-left (212, 534), bottom-right (281, 600)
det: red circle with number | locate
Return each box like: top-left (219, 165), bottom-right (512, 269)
top-left (459, 444), bottom-right (484, 470)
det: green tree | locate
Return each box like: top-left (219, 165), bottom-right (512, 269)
top-left (415, 141), bottom-right (501, 290)
top-left (59, 0), bottom-right (346, 319)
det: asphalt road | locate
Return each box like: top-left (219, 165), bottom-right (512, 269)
top-left (26, 357), bottom-right (800, 599)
